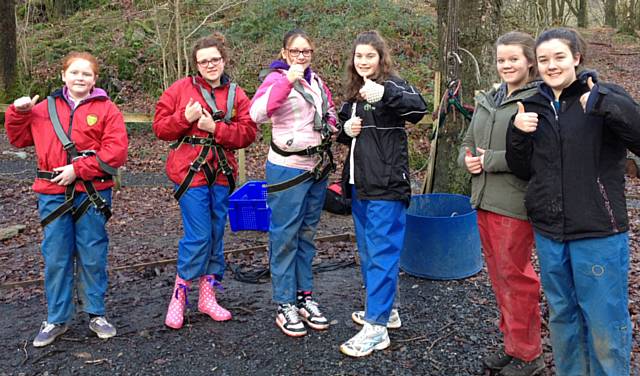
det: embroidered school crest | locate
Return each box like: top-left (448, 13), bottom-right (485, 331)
top-left (86, 114), bottom-right (98, 126)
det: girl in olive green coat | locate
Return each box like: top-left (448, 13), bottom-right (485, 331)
top-left (457, 31), bottom-right (544, 376)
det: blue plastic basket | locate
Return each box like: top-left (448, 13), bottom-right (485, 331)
top-left (228, 180), bottom-right (270, 232)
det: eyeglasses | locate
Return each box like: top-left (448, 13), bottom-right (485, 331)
top-left (197, 57), bottom-right (223, 67)
top-left (287, 49), bottom-right (313, 57)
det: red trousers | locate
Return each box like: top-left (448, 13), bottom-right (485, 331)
top-left (477, 210), bottom-right (542, 361)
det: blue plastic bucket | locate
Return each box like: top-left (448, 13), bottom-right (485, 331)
top-left (400, 193), bottom-right (482, 280)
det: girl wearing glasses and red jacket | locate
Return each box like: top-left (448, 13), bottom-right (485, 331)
top-left (153, 32), bottom-right (257, 330)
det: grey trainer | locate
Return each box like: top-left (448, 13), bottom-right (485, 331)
top-left (89, 316), bottom-right (117, 339)
top-left (33, 321), bottom-right (68, 347)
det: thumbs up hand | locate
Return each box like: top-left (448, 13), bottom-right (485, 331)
top-left (13, 95), bottom-right (39, 112)
top-left (464, 147), bottom-right (483, 174)
top-left (359, 77), bottom-right (385, 103)
top-left (580, 76), bottom-right (595, 113)
top-left (287, 64), bottom-right (305, 83)
top-left (197, 107), bottom-right (216, 133)
top-left (185, 98), bottom-right (203, 123)
top-left (476, 147), bottom-right (486, 169)
top-left (514, 102), bottom-right (538, 133)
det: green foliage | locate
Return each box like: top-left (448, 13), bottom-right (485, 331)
top-left (13, 0), bottom-right (436, 110)
top-left (224, 0), bottom-right (437, 99)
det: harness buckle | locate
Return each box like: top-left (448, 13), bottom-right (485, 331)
top-left (190, 156), bottom-right (206, 172)
top-left (72, 150), bottom-right (97, 161)
top-left (63, 142), bottom-right (76, 151)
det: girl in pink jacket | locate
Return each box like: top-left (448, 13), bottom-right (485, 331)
top-left (250, 28), bottom-right (337, 337)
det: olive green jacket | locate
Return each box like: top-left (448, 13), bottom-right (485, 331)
top-left (457, 82), bottom-right (539, 220)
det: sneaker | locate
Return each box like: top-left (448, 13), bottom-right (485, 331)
top-left (89, 316), bottom-right (117, 339)
top-left (484, 348), bottom-right (512, 370)
top-left (340, 322), bottom-right (390, 357)
top-left (500, 355), bottom-right (545, 376)
top-left (297, 298), bottom-right (329, 330)
top-left (276, 304), bottom-right (307, 337)
top-left (33, 321), bottom-right (69, 347)
top-left (351, 309), bottom-right (401, 329)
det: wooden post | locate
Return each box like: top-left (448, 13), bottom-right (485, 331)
top-left (421, 71), bottom-right (442, 194)
top-left (238, 148), bottom-right (246, 186)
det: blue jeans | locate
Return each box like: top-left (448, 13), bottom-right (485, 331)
top-left (351, 186), bottom-right (406, 326)
top-left (534, 232), bottom-right (631, 376)
top-left (176, 184), bottom-right (229, 281)
top-left (266, 161), bottom-right (328, 304)
top-left (38, 190), bottom-right (112, 324)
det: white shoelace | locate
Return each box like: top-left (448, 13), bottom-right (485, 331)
top-left (40, 322), bottom-right (57, 333)
top-left (91, 316), bottom-right (109, 326)
top-left (302, 300), bottom-right (321, 316)
top-left (282, 304), bottom-right (300, 323)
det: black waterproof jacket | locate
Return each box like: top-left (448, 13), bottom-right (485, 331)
top-left (506, 73), bottom-right (640, 241)
top-left (337, 76), bottom-right (428, 206)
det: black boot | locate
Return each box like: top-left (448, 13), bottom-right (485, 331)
top-left (499, 355), bottom-right (545, 376)
top-left (484, 348), bottom-right (512, 370)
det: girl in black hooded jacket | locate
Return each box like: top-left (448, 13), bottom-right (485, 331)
top-left (506, 27), bottom-right (640, 376)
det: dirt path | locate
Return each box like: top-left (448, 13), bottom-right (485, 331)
top-left (1, 264), bottom-right (513, 376)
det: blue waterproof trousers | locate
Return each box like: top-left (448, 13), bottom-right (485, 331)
top-left (351, 187), bottom-right (406, 326)
top-left (266, 161), bottom-right (327, 304)
top-left (176, 184), bottom-right (229, 281)
top-left (534, 232), bottom-right (631, 376)
top-left (37, 190), bottom-right (112, 324)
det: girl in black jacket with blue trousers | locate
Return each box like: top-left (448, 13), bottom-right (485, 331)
top-left (336, 30), bottom-right (427, 358)
top-left (507, 28), bottom-right (640, 376)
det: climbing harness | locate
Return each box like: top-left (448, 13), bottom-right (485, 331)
top-left (265, 72), bottom-right (335, 194)
top-left (171, 78), bottom-right (237, 201)
top-left (38, 96), bottom-right (116, 227)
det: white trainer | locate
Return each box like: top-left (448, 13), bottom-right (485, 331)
top-left (340, 322), bottom-right (390, 357)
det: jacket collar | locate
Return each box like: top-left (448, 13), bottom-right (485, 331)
top-left (51, 87), bottom-right (109, 108)
top-left (537, 69), bottom-right (598, 102)
top-left (193, 73), bottom-right (231, 91)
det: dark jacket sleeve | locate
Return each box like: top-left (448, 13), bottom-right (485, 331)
top-left (336, 101), bottom-right (354, 145)
top-left (588, 83), bottom-right (640, 156)
top-left (380, 78), bottom-right (428, 124)
top-left (506, 115), bottom-right (533, 181)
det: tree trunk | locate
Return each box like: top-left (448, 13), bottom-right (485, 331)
top-left (577, 0), bottom-right (588, 27)
top-left (432, 0), bottom-right (501, 194)
top-left (536, 0), bottom-right (549, 25)
top-left (0, 0), bottom-right (17, 94)
top-left (605, 0), bottom-right (617, 27)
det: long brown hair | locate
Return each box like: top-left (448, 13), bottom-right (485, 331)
top-left (344, 30), bottom-right (397, 101)
top-left (191, 32), bottom-right (228, 71)
top-left (496, 31), bottom-right (538, 81)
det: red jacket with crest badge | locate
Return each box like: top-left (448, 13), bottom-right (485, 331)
top-left (5, 88), bottom-right (129, 194)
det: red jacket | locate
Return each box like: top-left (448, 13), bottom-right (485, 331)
top-left (5, 88), bottom-right (129, 194)
top-left (153, 75), bottom-right (257, 187)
